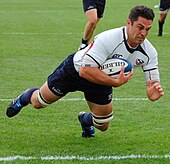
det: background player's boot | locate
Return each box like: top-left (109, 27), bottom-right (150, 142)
top-left (78, 43), bottom-right (88, 51)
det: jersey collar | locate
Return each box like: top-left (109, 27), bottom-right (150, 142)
top-left (122, 27), bottom-right (148, 56)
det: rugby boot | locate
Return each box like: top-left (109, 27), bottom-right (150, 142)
top-left (6, 98), bottom-right (24, 117)
top-left (6, 88), bottom-right (38, 118)
top-left (78, 43), bottom-right (88, 51)
top-left (78, 112), bottom-right (95, 138)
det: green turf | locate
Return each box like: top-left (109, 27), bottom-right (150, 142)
top-left (0, 0), bottom-right (170, 163)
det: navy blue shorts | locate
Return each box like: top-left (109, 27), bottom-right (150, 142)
top-left (83, 0), bottom-right (106, 18)
top-left (47, 53), bottom-right (112, 105)
top-left (160, 0), bottom-right (170, 11)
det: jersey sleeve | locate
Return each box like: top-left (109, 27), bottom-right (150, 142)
top-left (143, 43), bottom-right (160, 83)
top-left (143, 44), bottom-right (158, 71)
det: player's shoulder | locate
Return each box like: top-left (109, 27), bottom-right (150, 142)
top-left (98, 26), bottom-right (124, 37)
top-left (95, 26), bottom-right (124, 43)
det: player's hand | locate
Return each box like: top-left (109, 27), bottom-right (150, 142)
top-left (114, 66), bottom-right (133, 87)
top-left (146, 80), bottom-right (164, 101)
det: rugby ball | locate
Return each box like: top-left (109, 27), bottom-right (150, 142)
top-left (100, 58), bottom-right (132, 78)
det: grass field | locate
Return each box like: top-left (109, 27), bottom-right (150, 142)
top-left (0, 0), bottom-right (170, 163)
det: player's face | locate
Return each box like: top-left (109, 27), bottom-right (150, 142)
top-left (126, 16), bottom-right (152, 48)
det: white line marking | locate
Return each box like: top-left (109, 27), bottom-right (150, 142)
top-left (0, 98), bottom-right (148, 102)
top-left (0, 32), bottom-right (83, 35)
top-left (0, 10), bottom-right (64, 13)
top-left (0, 155), bottom-right (169, 161)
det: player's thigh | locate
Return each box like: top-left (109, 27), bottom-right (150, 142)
top-left (87, 101), bottom-right (113, 116)
top-left (40, 82), bottom-right (62, 102)
top-left (83, 85), bottom-right (112, 114)
top-left (31, 82), bottom-right (62, 106)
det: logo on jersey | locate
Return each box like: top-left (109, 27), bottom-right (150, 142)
top-left (136, 59), bottom-right (144, 65)
top-left (112, 54), bottom-right (123, 58)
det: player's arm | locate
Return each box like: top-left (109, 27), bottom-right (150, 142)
top-left (143, 45), bottom-right (164, 101)
top-left (79, 66), bottom-right (133, 87)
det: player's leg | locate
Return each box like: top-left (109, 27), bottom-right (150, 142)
top-left (79, 0), bottom-right (99, 50)
top-left (6, 82), bottom-right (62, 117)
top-left (30, 82), bottom-right (62, 108)
top-left (78, 102), bottom-right (113, 138)
top-left (6, 87), bottom-right (39, 117)
top-left (87, 101), bottom-right (113, 131)
top-left (158, 13), bottom-right (167, 36)
top-left (78, 90), bottom-right (113, 138)
top-left (79, 0), bottom-right (106, 50)
top-left (79, 9), bottom-right (99, 50)
top-left (83, 9), bottom-right (99, 44)
top-left (79, 102), bottom-right (113, 131)
top-left (158, 0), bottom-right (170, 36)
top-left (6, 53), bottom-right (77, 118)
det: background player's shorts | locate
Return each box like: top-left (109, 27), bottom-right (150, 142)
top-left (47, 53), bottom-right (112, 105)
top-left (83, 0), bottom-right (106, 18)
top-left (159, 0), bottom-right (170, 13)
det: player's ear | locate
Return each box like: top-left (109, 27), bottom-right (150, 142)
top-left (126, 18), bottom-right (131, 25)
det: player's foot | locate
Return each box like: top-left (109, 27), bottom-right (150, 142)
top-left (6, 96), bottom-right (25, 118)
top-left (158, 30), bottom-right (162, 36)
top-left (78, 112), bottom-right (95, 138)
top-left (78, 43), bottom-right (88, 51)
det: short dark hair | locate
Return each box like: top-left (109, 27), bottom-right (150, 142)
top-left (128, 5), bottom-right (155, 23)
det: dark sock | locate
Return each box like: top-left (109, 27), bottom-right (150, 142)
top-left (158, 20), bottom-right (164, 31)
top-left (82, 38), bottom-right (88, 45)
top-left (20, 88), bottom-right (39, 105)
top-left (82, 113), bottom-right (93, 126)
top-left (13, 88), bottom-right (39, 110)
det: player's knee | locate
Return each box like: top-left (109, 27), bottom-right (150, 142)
top-left (92, 112), bottom-right (113, 131)
top-left (32, 101), bottom-right (42, 109)
top-left (31, 90), bottom-right (51, 109)
top-left (88, 19), bottom-right (98, 28)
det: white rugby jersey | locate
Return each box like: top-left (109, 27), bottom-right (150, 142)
top-left (74, 26), bottom-right (160, 82)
